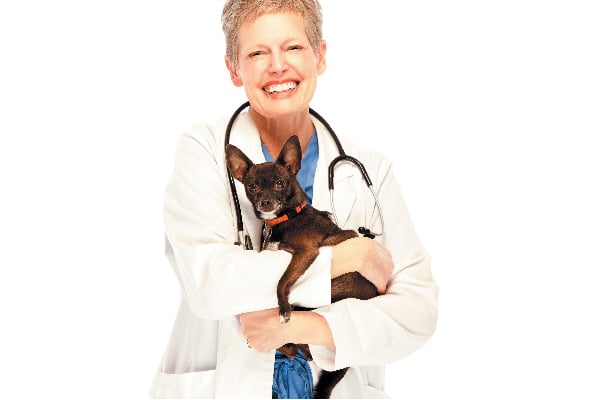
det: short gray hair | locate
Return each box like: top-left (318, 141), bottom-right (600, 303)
top-left (222, 0), bottom-right (323, 70)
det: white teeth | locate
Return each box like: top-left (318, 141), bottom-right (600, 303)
top-left (265, 82), bottom-right (298, 93)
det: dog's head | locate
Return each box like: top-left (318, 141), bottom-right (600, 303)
top-left (225, 135), bottom-right (307, 220)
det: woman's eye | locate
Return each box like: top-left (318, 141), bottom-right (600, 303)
top-left (248, 50), bottom-right (264, 58)
top-left (287, 45), bottom-right (303, 51)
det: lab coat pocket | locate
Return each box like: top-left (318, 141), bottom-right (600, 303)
top-left (150, 369), bottom-right (216, 399)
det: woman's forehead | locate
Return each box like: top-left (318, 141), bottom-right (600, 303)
top-left (238, 12), bottom-right (308, 45)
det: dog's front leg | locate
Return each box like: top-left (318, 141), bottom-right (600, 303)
top-left (277, 246), bottom-right (319, 323)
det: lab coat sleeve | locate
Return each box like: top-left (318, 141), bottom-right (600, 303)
top-left (310, 155), bottom-right (438, 371)
top-left (164, 129), bottom-right (332, 320)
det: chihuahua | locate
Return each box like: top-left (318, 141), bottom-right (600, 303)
top-left (226, 135), bottom-right (378, 398)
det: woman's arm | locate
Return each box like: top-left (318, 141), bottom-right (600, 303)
top-left (165, 128), bottom-right (332, 319)
top-left (240, 308), bottom-right (334, 352)
top-left (240, 154), bottom-right (438, 370)
top-left (239, 238), bottom-right (393, 352)
top-left (309, 155), bottom-right (438, 371)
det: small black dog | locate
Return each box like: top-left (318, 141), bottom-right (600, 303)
top-left (226, 135), bottom-right (378, 398)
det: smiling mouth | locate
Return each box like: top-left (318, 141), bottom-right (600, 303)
top-left (263, 81), bottom-right (299, 94)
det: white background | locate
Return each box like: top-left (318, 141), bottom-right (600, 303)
top-left (1, 1), bottom-right (599, 398)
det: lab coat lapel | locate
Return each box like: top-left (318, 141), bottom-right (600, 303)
top-left (311, 117), bottom-right (356, 229)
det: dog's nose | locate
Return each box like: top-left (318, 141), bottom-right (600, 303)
top-left (260, 199), bottom-right (272, 209)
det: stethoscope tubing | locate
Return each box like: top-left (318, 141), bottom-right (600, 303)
top-left (224, 102), bottom-right (253, 248)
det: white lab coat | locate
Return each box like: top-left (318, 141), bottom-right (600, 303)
top-left (150, 110), bottom-right (438, 398)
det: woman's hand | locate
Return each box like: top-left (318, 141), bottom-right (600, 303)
top-left (240, 308), bottom-right (287, 352)
top-left (240, 308), bottom-right (334, 352)
top-left (331, 236), bottom-right (393, 294)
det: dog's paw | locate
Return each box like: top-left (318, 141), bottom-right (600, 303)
top-left (279, 309), bottom-right (292, 324)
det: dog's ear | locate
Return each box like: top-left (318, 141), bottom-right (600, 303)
top-left (276, 135), bottom-right (302, 175)
top-left (225, 144), bottom-right (254, 182)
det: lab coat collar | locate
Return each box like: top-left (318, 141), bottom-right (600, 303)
top-left (226, 110), bottom-right (266, 164)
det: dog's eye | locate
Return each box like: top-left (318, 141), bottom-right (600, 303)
top-left (275, 180), bottom-right (285, 189)
top-left (248, 183), bottom-right (257, 193)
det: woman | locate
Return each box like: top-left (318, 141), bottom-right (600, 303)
top-left (150, 0), bottom-right (438, 398)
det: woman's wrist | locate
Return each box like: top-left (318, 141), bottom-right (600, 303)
top-left (289, 311), bottom-right (334, 349)
top-left (240, 308), bottom-right (334, 352)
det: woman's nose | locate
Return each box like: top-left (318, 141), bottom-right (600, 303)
top-left (269, 51), bottom-right (288, 74)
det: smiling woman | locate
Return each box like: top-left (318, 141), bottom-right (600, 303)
top-left (149, 0), bottom-right (437, 398)
top-left (225, 11), bottom-right (327, 157)
top-left (2, 0), bottom-right (598, 398)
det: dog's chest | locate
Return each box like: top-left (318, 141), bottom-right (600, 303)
top-left (261, 224), bottom-right (279, 251)
top-left (260, 224), bottom-right (297, 251)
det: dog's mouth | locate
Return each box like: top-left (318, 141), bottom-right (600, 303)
top-left (257, 200), bottom-right (282, 220)
top-left (259, 210), bottom-right (279, 220)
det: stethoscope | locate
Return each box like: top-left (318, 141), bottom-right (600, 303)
top-left (225, 101), bottom-right (385, 250)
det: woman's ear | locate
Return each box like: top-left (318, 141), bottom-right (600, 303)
top-left (317, 40), bottom-right (327, 75)
top-left (225, 57), bottom-right (244, 87)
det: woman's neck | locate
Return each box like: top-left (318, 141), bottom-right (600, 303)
top-left (250, 108), bottom-right (314, 157)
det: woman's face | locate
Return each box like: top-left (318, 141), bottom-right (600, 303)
top-left (226, 12), bottom-right (326, 121)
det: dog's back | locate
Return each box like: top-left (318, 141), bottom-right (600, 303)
top-left (268, 206), bottom-right (351, 248)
